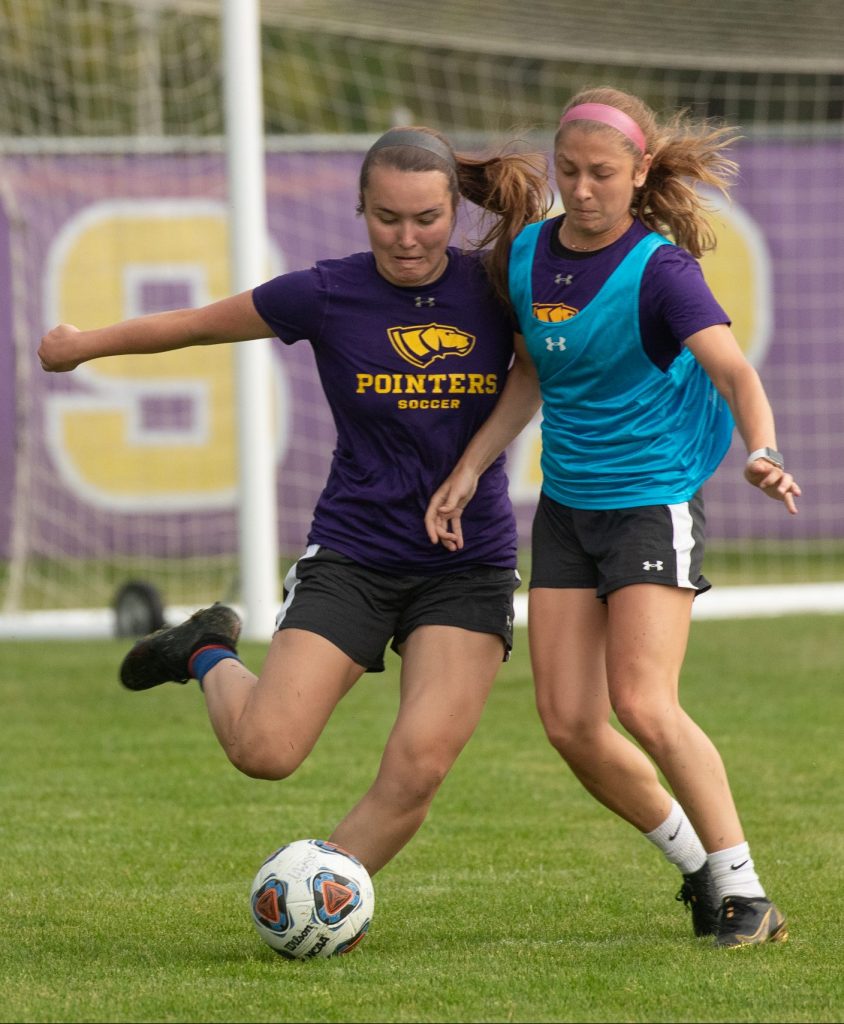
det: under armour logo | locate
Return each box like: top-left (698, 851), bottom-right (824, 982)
top-left (642, 560), bottom-right (664, 571)
top-left (555, 273), bottom-right (573, 286)
top-left (545, 336), bottom-right (567, 351)
top-left (414, 296), bottom-right (435, 307)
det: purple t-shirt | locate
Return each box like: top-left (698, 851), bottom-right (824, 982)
top-left (252, 247), bottom-right (517, 575)
top-left (521, 216), bottom-right (729, 364)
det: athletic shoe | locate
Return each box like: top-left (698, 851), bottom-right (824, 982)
top-left (119, 603), bottom-right (241, 691)
top-left (675, 862), bottom-right (720, 937)
top-left (715, 896), bottom-right (788, 947)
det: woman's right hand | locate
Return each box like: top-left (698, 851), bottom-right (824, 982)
top-left (424, 466), bottom-right (480, 552)
top-left (38, 324), bottom-right (84, 372)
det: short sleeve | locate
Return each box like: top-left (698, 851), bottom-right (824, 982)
top-left (252, 267), bottom-right (325, 345)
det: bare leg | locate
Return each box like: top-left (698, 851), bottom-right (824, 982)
top-left (200, 628), bottom-right (366, 780)
top-left (530, 587), bottom-right (674, 831)
top-left (330, 625), bottom-right (502, 874)
top-left (605, 585), bottom-right (744, 851)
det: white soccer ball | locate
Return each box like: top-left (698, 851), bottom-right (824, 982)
top-left (249, 838), bottom-right (375, 959)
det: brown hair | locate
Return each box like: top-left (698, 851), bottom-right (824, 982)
top-left (557, 87), bottom-right (740, 258)
top-left (358, 126), bottom-right (552, 304)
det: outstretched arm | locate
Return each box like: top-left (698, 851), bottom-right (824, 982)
top-left (38, 290), bottom-right (271, 372)
top-left (686, 323), bottom-right (801, 515)
top-left (425, 334), bottom-right (541, 551)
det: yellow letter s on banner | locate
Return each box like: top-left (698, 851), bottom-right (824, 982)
top-left (44, 199), bottom-right (280, 511)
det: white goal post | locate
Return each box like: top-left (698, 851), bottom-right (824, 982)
top-left (222, 0), bottom-right (279, 639)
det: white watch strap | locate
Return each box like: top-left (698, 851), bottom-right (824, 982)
top-left (746, 447), bottom-right (783, 467)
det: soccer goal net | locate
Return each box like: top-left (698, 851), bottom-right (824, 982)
top-left (1, 0), bottom-right (843, 636)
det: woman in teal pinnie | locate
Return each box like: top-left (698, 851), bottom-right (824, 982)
top-left (426, 85), bottom-right (799, 949)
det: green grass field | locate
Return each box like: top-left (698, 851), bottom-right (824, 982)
top-left (2, 615), bottom-right (842, 1023)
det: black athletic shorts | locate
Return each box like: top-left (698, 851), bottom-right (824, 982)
top-left (275, 545), bottom-right (520, 672)
top-left (530, 490), bottom-right (710, 599)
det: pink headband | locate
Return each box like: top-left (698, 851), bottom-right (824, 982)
top-left (559, 102), bottom-right (646, 154)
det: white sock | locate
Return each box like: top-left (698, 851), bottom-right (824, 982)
top-left (707, 842), bottom-right (766, 900)
top-left (643, 799), bottom-right (707, 875)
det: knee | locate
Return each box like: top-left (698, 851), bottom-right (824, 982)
top-left (227, 736), bottom-right (302, 781)
top-left (405, 753), bottom-right (450, 805)
top-left (537, 699), bottom-right (598, 764)
top-left (611, 692), bottom-right (678, 753)
top-left (381, 745), bottom-right (451, 809)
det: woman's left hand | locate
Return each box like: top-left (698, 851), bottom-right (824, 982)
top-left (744, 459), bottom-right (801, 515)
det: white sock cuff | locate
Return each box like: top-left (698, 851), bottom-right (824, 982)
top-left (644, 799), bottom-right (683, 844)
top-left (707, 841), bottom-right (766, 900)
top-left (707, 842), bottom-right (750, 870)
top-left (644, 799), bottom-right (706, 875)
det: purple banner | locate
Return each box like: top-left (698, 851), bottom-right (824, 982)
top-left (0, 141), bottom-right (841, 565)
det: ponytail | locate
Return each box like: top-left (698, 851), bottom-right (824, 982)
top-left (456, 148), bottom-right (553, 304)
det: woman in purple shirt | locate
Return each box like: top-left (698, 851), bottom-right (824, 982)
top-left (38, 127), bottom-right (551, 881)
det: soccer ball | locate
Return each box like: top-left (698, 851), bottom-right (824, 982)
top-left (249, 838), bottom-right (375, 959)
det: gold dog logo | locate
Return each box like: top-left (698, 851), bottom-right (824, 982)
top-left (387, 324), bottom-right (475, 369)
top-left (532, 303), bottom-right (577, 323)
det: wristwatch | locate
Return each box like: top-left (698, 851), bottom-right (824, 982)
top-left (746, 446), bottom-right (784, 469)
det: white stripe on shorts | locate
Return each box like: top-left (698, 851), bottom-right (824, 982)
top-left (668, 501), bottom-right (696, 589)
top-left (275, 543), bottom-right (320, 632)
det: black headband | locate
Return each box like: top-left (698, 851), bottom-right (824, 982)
top-left (367, 128), bottom-right (457, 169)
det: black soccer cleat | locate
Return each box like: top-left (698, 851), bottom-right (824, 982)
top-left (676, 862), bottom-right (720, 937)
top-left (715, 895), bottom-right (788, 948)
top-left (119, 603), bottom-right (241, 691)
